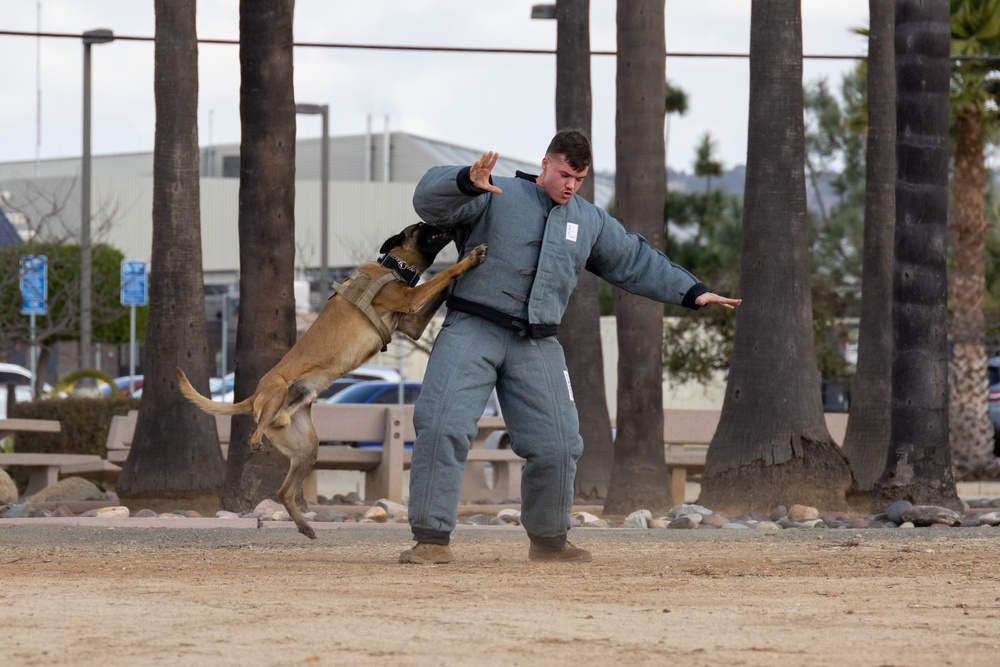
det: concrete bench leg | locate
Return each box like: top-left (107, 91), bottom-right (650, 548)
top-left (365, 407), bottom-right (405, 503)
top-left (25, 466), bottom-right (60, 497)
top-left (491, 461), bottom-right (522, 502)
top-left (460, 461), bottom-right (493, 502)
top-left (670, 467), bottom-right (687, 508)
top-left (302, 470), bottom-right (318, 503)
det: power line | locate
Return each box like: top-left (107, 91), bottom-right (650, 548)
top-left (0, 29), bottom-right (868, 60)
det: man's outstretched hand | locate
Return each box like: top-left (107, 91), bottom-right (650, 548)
top-left (469, 151), bottom-right (503, 194)
top-left (695, 292), bottom-right (743, 310)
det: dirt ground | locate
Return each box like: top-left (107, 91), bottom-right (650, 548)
top-left (1, 521), bottom-right (998, 667)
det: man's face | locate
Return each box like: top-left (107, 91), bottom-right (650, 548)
top-left (537, 154), bottom-right (589, 205)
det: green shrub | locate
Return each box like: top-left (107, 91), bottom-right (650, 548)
top-left (9, 396), bottom-right (140, 457)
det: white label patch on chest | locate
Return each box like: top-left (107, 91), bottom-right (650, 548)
top-left (563, 370), bottom-right (575, 402)
top-left (565, 222), bottom-right (578, 242)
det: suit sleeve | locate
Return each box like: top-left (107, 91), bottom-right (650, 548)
top-left (587, 209), bottom-right (708, 309)
top-left (412, 166), bottom-right (491, 229)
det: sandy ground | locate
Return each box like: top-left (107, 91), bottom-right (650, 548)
top-left (1, 521), bottom-right (999, 667)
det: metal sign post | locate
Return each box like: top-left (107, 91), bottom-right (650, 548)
top-left (120, 259), bottom-right (148, 394)
top-left (19, 255), bottom-right (47, 397)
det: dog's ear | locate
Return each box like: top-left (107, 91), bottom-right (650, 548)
top-left (380, 231), bottom-right (406, 255)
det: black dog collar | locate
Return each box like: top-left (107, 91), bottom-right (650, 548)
top-left (378, 253), bottom-right (420, 287)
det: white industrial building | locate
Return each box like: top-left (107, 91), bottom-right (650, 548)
top-left (0, 131), bottom-right (614, 295)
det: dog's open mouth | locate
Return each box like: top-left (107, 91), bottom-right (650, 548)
top-left (427, 230), bottom-right (454, 243)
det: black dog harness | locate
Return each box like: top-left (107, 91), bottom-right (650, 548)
top-left (331, 254), bottom-right (421, 351)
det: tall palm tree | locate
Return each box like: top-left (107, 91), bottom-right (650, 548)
top-left (946, 0), bottom-right (1000, 478)
top-left (874, 0), bottom-right (962, 509)
top-left (698, 0), bottom-right (852, 513)
top-left (220, 0), bottom-right (298, 513)
top-left (117, 0), bottom-right (226, 514)
top-left (841, 0), bottom-right (896, 509)
top-left (664, 80), bottom-right (688, 169)
top-left (693, 131), bottom-right (723, 195)
top-left (603, 0), bottom-right (673, 514)
top-left (548, 0), bottom-right (616, 501)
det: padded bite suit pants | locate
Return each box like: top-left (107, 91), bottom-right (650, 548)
top-left (408, 311), bottom-right (583, 548)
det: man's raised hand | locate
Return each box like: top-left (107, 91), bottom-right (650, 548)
top-left (470, 151), bottom-right (503, 194)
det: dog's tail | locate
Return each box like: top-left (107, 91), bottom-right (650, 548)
top-left (176, 368), bottom-right (254, 416)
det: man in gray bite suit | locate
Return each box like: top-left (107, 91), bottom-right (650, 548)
top-left (400, 130), bottom-right (741, 564)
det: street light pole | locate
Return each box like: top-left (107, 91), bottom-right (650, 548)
top-left (81, 28), bottom-right (114, 372)
top-left (295, 103), bottom-right (330, 300)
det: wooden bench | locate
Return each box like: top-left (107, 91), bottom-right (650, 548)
top-left (659, 410), bottom-right (850, 507)
top-left (71, 405), bottom-right (523, 505)
top-left (0, 416), bottom-right (101, 497)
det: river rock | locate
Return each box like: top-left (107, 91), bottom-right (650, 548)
top-left (977, 512), bottom-right (1000, 526)
top-left (314, 509), bottom-right (347, 522)
top-left (498, 508), bottom-right (521, 524)
top-left (376, 499), bottom-right (408, 519)
top-left (133, 509), bottom-right (158, 518)
top-left (215, 510), bottom-right (241, 519)
top-left (885, 500), bottom-right (913, 524)
top-left (673, 504), bottom-right (713, 517)
top-left (4, 502), bottom-right (31, 518)
top-left (463, 513), bottom-right (491, 525)
top-left (364, 506), bottom-right (388, 522)
top-left (701, 513), bottom-right (729, 529)
top-left (787, 504), bottom-right (820, 521)
top-left (572, 511), bottom-right (600, 524)
top-left (900, 505), bottom-right (961, 527)
top-left (0, 469), bottom-right (18, 504)
top-left (667, 515), bottom-right (697, 529)
top-left (754, 521), bottom-right (781, 532)
top-left (253, 499), bottom-right (285, 514)
top-left (52, 505), bottom-right (75, 517)
top-left (624, 511), bottom-right (649, 529)
top-left (770, 505), bottom-right (787, 521)
top-left (95, 506), bottom-right (130, 518)
top-left (649, 519), bottom-right (670, 529)
top-left (28, 477), bottom-right (103, 503)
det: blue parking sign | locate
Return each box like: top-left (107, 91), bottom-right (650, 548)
top-left (121, 259), bottom-right (148, 306)
top-left (19, 254), bottom-right (48, 315)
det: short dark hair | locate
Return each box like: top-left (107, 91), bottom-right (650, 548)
top-left (546, 130), bottom-right (592, 171)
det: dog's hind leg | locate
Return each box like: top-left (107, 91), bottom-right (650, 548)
top-left (250, 378), bottom-right (290, 450)
top-left (271, 409), bottom-right (320, 539)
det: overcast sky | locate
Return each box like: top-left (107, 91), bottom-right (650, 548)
top-left (1, 0), bottom-right (871, 175)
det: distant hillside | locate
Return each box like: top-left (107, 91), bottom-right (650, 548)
top-left (666, 165), bottom-right (1000, 215)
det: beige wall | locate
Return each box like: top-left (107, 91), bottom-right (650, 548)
top-left (361, 314), bottom-right (728, 415)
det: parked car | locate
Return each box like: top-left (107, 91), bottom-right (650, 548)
top-left (989, 357), bottom-right (1000, 455)
top-left (207, 364), bottom-right (404, 403)
top-left (97, 375), bottom-right (143, 397)
top-left (317, 364), bottom-right (403, 400)
top-left (0, 362), bottom-right (52, 419)
top-left (320, 380), bottom-right (420, 448)
top-left (210, 372), bottom-right (236, 402)
top-left (323, 380), bottom-right (422, 407)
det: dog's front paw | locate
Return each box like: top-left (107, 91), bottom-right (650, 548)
top-left (249, 439), bottom-right (266, 453)
top-left (467, 243), bottom-right (487, 266)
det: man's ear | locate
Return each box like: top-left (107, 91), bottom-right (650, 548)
top-left (380, 232), bottom-right (406, 255)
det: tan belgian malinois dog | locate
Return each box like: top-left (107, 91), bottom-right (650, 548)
top-left (177, 222), bottom-right (486, 538)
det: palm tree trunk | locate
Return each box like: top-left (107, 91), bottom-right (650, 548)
top-left (551, 0), bottom-right (615, 501)
top-left (873, 0), bottom-right (961, 510)
top-left (949, 108), bottom-right (994, 478)
top-left (603, 0), bottom-right (673, 514)
top-left (841, 0), bottom-right (896, 509)
top-left (698, 0), bottom-right (851, 514)
top-left (221, 0), bottom-right (298, 513)
top-left (118, 0), bottom-right (226, 514)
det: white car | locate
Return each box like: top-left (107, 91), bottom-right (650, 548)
top-left (0, 362), bottom-right (52, 419)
